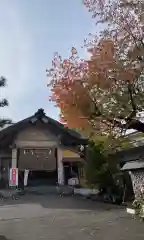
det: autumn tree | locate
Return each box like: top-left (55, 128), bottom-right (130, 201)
top-left (47, 0), bottom-right (144, 138)
top-left (0, 77), bottom-right (11, 128)
top-left (82, 0), bottom-right (144, 129)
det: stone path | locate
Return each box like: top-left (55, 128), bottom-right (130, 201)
top-left (0, 195), bottom-right (143, 240)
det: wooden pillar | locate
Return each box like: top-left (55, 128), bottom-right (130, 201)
top-left (57, 148), bottom-right (64, 185)
top-left (12, 148), bottom-right (17, 168)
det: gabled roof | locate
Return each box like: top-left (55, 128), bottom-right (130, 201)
top-left (112, 145), bottom-right (144, 163)
top-left (121, 161), bottom-right (144, 171)
top-left (0, 109), bottom-right (88, 148)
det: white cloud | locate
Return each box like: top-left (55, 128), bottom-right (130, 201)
top-left (0, 2), bottom-right (33, 120)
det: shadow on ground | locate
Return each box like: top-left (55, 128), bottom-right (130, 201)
top-left (0, 193), bottom-right (124, 211)
top-left (0, 236), bottom-right (10, 240)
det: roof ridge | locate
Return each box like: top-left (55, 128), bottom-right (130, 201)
top-left (0, 109), bottom-right (88, 146)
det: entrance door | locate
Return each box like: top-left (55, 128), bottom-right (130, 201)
top-left (18, 148), bottom-right (57, 186)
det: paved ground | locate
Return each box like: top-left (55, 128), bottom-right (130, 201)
top-left (0, 194), bottom-right (143, 240)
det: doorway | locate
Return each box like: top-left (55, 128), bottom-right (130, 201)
top-left (17, 148), bottom-right (58, 187)
top-left (63, 162), bottom-right (79, 185)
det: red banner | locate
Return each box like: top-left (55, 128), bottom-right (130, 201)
top-left (9, 168), bottom-right (18, 186)
top-left (11, 168), bottom-right (16, 185)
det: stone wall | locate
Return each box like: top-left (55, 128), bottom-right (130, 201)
top-left (130, 170), bottom-right (144, 198)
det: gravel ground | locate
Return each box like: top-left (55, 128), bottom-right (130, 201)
top-left (0, 195), bottom-right (143, 240)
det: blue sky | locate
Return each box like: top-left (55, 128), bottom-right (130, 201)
top-left (0, 0), bottom-right (94, 122)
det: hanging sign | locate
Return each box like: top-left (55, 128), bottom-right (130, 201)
top-left (24, 169), bottom-right (29, 186)
top-left (9, 168), bottom-right (18, 186)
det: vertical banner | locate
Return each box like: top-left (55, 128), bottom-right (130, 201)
top-left (24, 169), bottom-right (29, 186)
top-left (9, 168), bottom-right (18, 186)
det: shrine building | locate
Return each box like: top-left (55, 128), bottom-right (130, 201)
top-left (0, 109), bottom-right (87, 188)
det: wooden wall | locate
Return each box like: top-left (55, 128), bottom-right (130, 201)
top-left (14, 125), bottom-right (58, 148)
